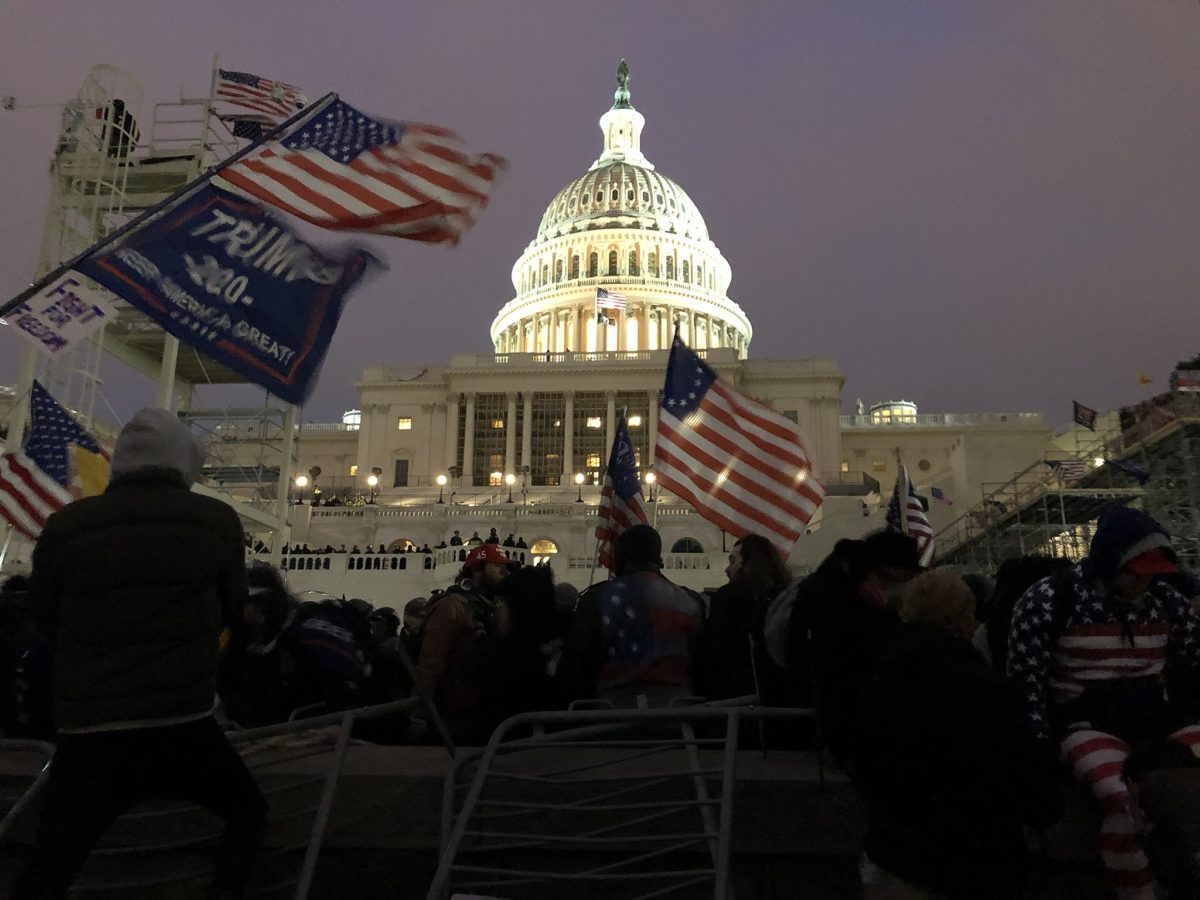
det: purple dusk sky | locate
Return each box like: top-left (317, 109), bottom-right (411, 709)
top-left (1, 2), bottom-right (1197, 427)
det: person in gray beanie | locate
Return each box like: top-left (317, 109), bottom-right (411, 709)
top-left (16, 408), bottom-right (266, 899)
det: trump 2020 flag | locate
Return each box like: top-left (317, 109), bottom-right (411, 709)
top-left (595, 414), bottom-right (650, 571)
top-left (218, 98), bottom-right (506, 244)
top-left (655, 337), bottom-right (824, 554)
top-left (75, 184), bottom-right (380, 405)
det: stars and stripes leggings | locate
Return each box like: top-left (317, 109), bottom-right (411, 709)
top-left (1061, 724), bottom-right (1200, 900)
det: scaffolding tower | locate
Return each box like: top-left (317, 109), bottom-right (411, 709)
top-left (6, 64), bottom-right (297, 559)
top-left (937, 392), bottom-right (1200, 572)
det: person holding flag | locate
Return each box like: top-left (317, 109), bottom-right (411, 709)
top-left (14, 409), bottom-right (266, 898)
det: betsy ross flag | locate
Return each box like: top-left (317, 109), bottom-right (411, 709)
top-left (655, 337), bottom-right (824, 554)
top-left (218, 98), bottom-right (506, 244)
top-left (886, 465), bottom-right (934, 567)
top-left (214, 69), bottom-right (307, 128)
top-left (0, 381), bottom-right (108, 539)
top-left (595, 415), bottom-right (649, 571)
top-left (596, 288), bottom-right (627, 310)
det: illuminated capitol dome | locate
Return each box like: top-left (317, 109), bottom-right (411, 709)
top-left (492, 61), bottom-right (752, 357)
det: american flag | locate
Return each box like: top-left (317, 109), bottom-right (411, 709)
top-left (213, 69), bottom-right (307, 126)
top-left (218, 98), bottom-right (506, 244)
top-left (886, 465), bottom-right (934, 567)
top-left (1054, 459), bottom-right (1088, 483)
top-left (930, 486), bottom-right (953, 506)
top-left (654, 337), bottom-right (824, 554)
top-left (595, 415), bottom-right (649, 571)
top-left (0, 381), bottom-right (104, 539)
top-left (596, 288), bottom-right (627, 310)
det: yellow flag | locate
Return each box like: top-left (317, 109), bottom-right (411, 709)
top-left (70, 445), bottom-right (110, 498)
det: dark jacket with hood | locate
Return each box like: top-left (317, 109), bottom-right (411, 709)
top-left (30, 408), bottom-right (247, 732)
top-left (856, 622), bottom-right (1061, 898)
top-left (1007, 505), bottom-right (1200, 745)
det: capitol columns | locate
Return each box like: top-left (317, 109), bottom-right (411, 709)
top-left (562, 389), bottom-right (575, 479)
top-left (461, 392), bottom-right (477, 486)
top-left (445, 393), bottom-right (461, 473)
top-left (520, 392), bottom-right (534, 475)
top-left (504, 391), bottom-right (519, 478)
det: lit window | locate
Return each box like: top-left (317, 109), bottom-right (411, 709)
top-left (586, 416), bottom-right (603, 429)
top-left (349, 465), bottom-right (358, 476)
top-left (840, 461), bottom-right (850, 474)
top-left (491, 418), bottom-right (506, 429)
top-left (489, 471), bottom-right (503, 486)
top-left (397, 417), bottom-right (412, 430)
top-left (586, 453), bottom-right (601, 468)
top-left (531, 538), bottom-right (558, 555)
top-left (628, 415), bottom-right (642, 427)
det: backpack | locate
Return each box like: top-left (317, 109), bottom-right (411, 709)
top-left (407, 585), bottom-right (501, 665)
top-left (290, 601), bottom-right (372, 684)
top-left (762, 580), bottom-right (800, 671)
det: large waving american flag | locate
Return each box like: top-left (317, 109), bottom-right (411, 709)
top-left (595, 415), bottom-right (650, 571)
top-left (886, 464), bottom-right (934, 567)
top-left (654, 338), bottom-right (824, 554)
top-left (0, 381), bottom-right (105, 539)
top-left (218, 98), bottom-right (506, 244)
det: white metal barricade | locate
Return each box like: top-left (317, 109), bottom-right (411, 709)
top-left (431, 703), bottom-right (815, 900)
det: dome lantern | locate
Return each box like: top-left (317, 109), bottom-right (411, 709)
top-left (593, 59), bottom-right (651, 171)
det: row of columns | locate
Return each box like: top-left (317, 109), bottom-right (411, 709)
top-left (495, 304), bottom-right (748, 356)
top-left (445, 389), bottom-right (660, 487)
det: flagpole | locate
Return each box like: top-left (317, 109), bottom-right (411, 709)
top-left (893, 447), bottom-right (908, 536)
top-left (0, 91), bottom-right (339, 321)
top-left (0, 523), bottom-right (13, 575)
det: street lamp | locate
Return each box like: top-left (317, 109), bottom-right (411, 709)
top-left (367, 466), bottom-right (382, 504)
top-left (293, 474), bottom-right (309, 489)
top-left (505, 472), bottom-right (516, 503)
top-left (574, 471), bottom-right (585, 503)
top-left (645, 470), bottom-right (657, 503)
top-left (436, 473), bottom-right (447, 503)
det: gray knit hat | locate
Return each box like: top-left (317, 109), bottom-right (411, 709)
top-left (110, 408), bottom-right (204, 485)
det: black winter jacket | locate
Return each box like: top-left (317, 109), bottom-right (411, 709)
top-left (30, 470), bottom-right (247, 731)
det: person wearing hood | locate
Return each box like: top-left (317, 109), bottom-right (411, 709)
top-left (17, 408), bottom-right (266, 899)
top-left (557, 525), bottom-right (704, 707)
top-left (1008, 505), bottom-right (1200, 900)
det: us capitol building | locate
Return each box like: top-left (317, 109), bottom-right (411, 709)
top-left (0, 63), bottom-right (1053, 600)
top-left (219, 62), bottom-right (1047, 599)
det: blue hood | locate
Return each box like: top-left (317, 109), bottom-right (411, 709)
top-left (1087, 505), bottom-right (1174, 582)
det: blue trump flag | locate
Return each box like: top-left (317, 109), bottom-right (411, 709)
top-left (76, 184), bottom-right (380, 404)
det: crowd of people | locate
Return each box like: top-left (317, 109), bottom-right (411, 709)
top-left (4, 405), bottom-right (1200, 897)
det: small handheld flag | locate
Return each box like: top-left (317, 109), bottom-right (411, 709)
top-left (595, 415), bottom-right (649, 571)
top-left (0, 381), bottom-right (107, 538)
top-left (886, 465), bottom-right (934, 567)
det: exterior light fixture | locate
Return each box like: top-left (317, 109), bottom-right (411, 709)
top-left (505, 472), bottom-right (516, 503)
top-left (436, 473), bottom-right (448, 503)
top-left (574, 471), bottom-right (585, 502)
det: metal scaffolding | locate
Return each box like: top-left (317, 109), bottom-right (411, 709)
top-left (6, 64), bottom-right (296, 564)
top-left (938, 392), bottom-right (1200, 572)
